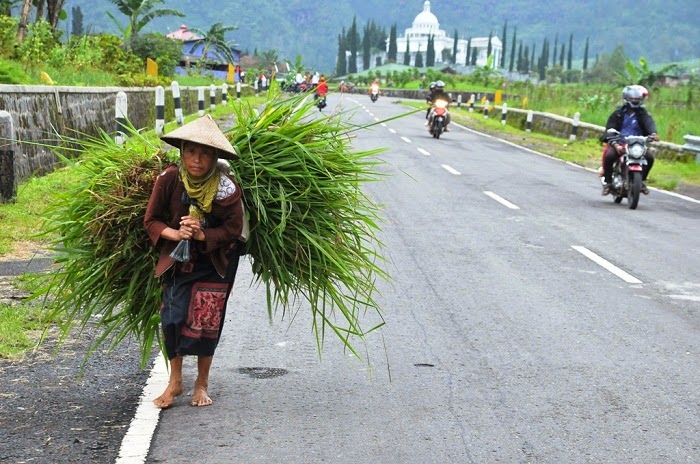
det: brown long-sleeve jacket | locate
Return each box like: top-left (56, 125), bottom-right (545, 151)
top-left (144, 164), bottom-right (245, 278)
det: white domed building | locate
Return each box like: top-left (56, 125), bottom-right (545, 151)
top-left (392, 1), bottom-right (502, 68)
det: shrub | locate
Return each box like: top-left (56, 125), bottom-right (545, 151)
top-left (129, 33), bottom-right (182, 77)
top-left (0, 16), bottom-right (18, 58)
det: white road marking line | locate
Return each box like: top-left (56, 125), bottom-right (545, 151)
top-left (442, 164), bottom-right (461, 175)
top-left (571, 245), bottom-right (643, 284)
top-left (388, 128), bottom-right (397, 134)
top-left (483, 191), bottom-right (520, 209)
top-left (401, 136), bottom-right (412, 143)
top-left (381, 123), bottom-right (387, 127)
top-left (115, 356), bottom-right (168, 463)
top-left (417, 148), bottom-right (431, 156)
top-left (374, 117), bottom-right (380, 121)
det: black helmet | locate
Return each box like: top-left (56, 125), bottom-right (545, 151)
top-left (429, 81), bottom-right (436, 90)
top-left (435, 80), bottom-right (445, 89)
top-left (622, 85), bottom-right (643, 108)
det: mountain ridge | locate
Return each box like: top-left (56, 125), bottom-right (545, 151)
top-left (60, 0), bottom-right (700, 72)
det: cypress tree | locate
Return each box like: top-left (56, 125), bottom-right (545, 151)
top-left (452, 29), bottom-right (458, 64)
top-left (426, 34), bottom-right (435, 67)
top-left (500, 20), bottom-right (507, 68)
top-left (552, 33), bottom-right (558, 66)
top-left (348, 16), bottom-right (358, 74)
top-left (583, 37), bottom-right (589, 70)
top-left (362, 22), bottom-right (371, 70)
top-left (487, 30), bottom-right (493, 57)
top-left (567, 33), bottom-right (573, 70)
top-left (523, 44), bottom-right (529, 73)
top-left (509, 26), bottom-right (516, 72)
top-left (517, 40), bottom-right (523, 72)
top-left (415, 48), bottom-right (423, 68)
top-left (388, 24), bottom-right (397, 63)
top-left (336, 31), bottom-right (347, 76)
top-left (466, 38), bottom-right (471, 66)
top-left (71, 6), bottom-right (84, 36)
top-left (560, 44), bottom-right (565, 67)
top-left (404, 38), bottom-right (411, 65)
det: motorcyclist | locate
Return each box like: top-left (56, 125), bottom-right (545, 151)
top-left (315, 76), bottom-right (329, 99)
top-left (426, 80), bottom-right (451, 132)
top-left (425, 81), bottom-right (437, 124)
top-left (369, 78), bottom-right (380, 100)
top-left (601, 85), bottom-right (659, 195)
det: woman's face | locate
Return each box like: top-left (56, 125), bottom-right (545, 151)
top-left (182, 142), bottom-right (217, 177)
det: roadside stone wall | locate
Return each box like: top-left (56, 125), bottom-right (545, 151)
top-left (0, 85), bottom-right (214, 186)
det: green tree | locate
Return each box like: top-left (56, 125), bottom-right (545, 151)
top-left (583, 36), bottom-right (589, 70)
top-left (348, 16), bottom-right (358, 73)
top-left (403, 37), bottom-right (410, 65)
top-left (71, 6), bottom-right (84, 36)
top-left (415, 48), bottom-right (423, 68)
top-left (129, 32), bottom-right (181, 76)
top-left (465, 38), bottom-right (471, 66)
top-left (500, 20), bottom-right (507, 68)
top-left (388, 23), bottom-right (397, 63)
top-left (426, 34), bottom-right (435, 67)
top-left (187, 22), bottom-right (239, 68)
top-left (452, 29), bottom-right (458, 64)
top-left (567, 33), bottom-right (573, 70)
top-left (509, 27), bottom-right (516, 72)
top-left (107, 0), bottom-right (184, 42)
top-left (336, 31), bottom-right (347, 75)
top-left (487, 30), bottom-right (492, 58)
top-left (362, 22), bottom-right (370, 70)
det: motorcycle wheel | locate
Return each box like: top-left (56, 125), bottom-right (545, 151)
top-left (628, 171), bottom-right (642, 209)
top-left (434, 121), bottom-right (443, 139)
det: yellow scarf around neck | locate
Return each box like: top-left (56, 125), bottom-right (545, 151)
top-left (179, 163), bottom-right (220, 220)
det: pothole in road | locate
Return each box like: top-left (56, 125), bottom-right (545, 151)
top-left (238, 367), bottom-right (289, 379)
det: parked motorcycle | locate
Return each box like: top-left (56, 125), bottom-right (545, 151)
top-left (601, 129), bottom-right (653, 209)
top-left (429, 98), bottom-right (449, 139)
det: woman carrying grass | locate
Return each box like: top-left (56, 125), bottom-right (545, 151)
top-left (144, 115), bottom-right (245, 409)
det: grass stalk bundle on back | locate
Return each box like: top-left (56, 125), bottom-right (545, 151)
top-left (34, 90), bottom-right (389, 366)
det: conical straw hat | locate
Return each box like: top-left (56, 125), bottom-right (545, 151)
top-left (160, 114), bottom-right (239, 159)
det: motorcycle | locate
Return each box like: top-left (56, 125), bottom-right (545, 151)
top-left (429, 98), bottom-right (449, 139)
top-left (370, 91), bottom-right (379, 103)
top-left (601, 129), bottom-right (653, 209)
top-left (315, 93), bottom-right (327, 111)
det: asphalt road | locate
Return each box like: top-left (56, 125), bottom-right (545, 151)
top-left (142, 94), bottom-right (700, 463)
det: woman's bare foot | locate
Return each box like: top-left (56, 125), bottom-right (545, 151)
top-left (153, 381), bottom-right (184, 409)
top-left (191, 380), bottom-right (212, 407)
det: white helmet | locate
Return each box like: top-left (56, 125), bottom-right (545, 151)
top-left (435, 80), bottom-right (445, 89)
top-left (622, 85), bottom-right (643, 108)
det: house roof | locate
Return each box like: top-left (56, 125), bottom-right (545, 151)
top-left (166, 25), bottom-right (201, 41)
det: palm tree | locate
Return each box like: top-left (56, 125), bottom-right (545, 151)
top-left (259, 49), bottom-right (279, 74)
top-left (107, 0), bottom-right (184, 41)
top-left (187, 22), bottom-right (239, 68)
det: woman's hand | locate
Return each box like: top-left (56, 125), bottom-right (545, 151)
top-left (179, 215), bottom-right (205, 241)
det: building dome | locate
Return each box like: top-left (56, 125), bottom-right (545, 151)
top-left (412, 1), bottom-right (439, 30)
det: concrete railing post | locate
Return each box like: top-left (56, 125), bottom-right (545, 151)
top-left (198, 88), bottom-right (205, 116)
top-left (155, 86), bottom-right (165, 135)
top-left (115, 91), bottom-right (128, 145)
top-left (526, 110), bottom-right (534, 133)
top-left (172, 81), bottom-right (183, 126)
top-left (222, 83), bottom-right (228, 105)
top-left (501, 103), bottom-right (508, 126)
top-left (236, 82), bottom-right (242, 101)
top-left (483, 100), bottom-right (490, 119)
top-left (0, 111), bottom-right (16, 202)
top-left (570, 112), bottom-right (580, 141)
top-left (469, 94), bottom-right (475, 112)
top-left (457, 94), bottom-right (462, 108)
top-left (209, 84), bottom-right (216, 111)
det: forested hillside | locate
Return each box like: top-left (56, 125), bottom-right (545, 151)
top-left (58, 0), bottom-right (699, 71)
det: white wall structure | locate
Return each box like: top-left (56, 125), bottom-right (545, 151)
top-left (391, 1), bottom-right (502, 68)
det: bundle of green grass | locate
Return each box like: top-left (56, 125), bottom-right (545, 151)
top-left (37, 91), bottom-right (389, 366)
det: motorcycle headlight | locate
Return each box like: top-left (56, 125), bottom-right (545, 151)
top-left (435, 99), bottom-right (448, 109)
top-left (628, 144), bottom-right (646, 159)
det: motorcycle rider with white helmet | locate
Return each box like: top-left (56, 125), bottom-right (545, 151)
top-left (426, 80), bottom-right (451, 131)
top-left (601, 85), bottom-right (659, 195)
